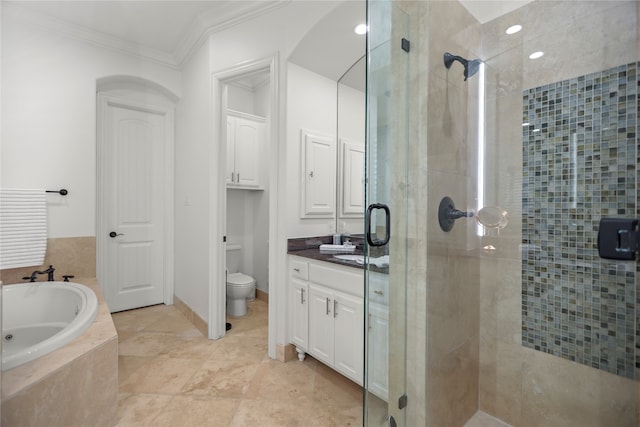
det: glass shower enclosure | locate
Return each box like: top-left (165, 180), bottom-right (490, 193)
top-left (364, 1), bottom-right (410, 426)
top-left (364, 0), bottom-right (639, 426)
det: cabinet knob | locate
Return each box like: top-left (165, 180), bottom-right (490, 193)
top-left (293, 268), bottom-right (300, 272)
top-left (309, 171), bottom-right (314, 178)
top-left (374, 290), bottom-right (384, 296)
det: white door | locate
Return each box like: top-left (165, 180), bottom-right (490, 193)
top-left (308, 284), bottom-right (334, 365)
top-left (333, 289), bottom-right (364, 385)
top-left (100, 96), bottom-right (169, 312)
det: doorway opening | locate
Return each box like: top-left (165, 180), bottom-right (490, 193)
top-left (210, 56), bottom-right (278, 359)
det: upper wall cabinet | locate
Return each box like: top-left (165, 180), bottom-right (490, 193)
top-left (227, 110), bottom-right (265, 190)
top-left (300, 129), bottom-right (336, 218)
top-left (338, 139), bottom-right (365, 217)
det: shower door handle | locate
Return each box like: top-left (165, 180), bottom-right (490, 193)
top-left (366, 203), bottom-right (390, 247)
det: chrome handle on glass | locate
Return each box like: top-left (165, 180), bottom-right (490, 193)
top-left (326, 297), bottom-right (330, 315)
top-left (333, 300), bottom-right (338, 318)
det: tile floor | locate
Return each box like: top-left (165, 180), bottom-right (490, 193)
top-left (113, 299), bottom-right (363, 426)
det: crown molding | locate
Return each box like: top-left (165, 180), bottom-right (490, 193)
top-left (3, 1), bottom-right (290, 71)
top-left (3, 2), bottom-right (179, 69)
top-left (173, 0), bottom-right (290, 67)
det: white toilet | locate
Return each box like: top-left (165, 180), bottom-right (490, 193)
top-left (226, 244), bottom-right (256, 317)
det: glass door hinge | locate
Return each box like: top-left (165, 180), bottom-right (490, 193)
top-left (398, 394), bottom-right (408, 410)
top-left (401, 38), bottom-right (410, 52)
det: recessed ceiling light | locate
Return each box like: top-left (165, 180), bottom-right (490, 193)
top-left (506, 25), bottom-right (522, 35)
top-left (529, 51), bottom-right (544, 59)
top-left (354, 24), bottom-right (368, 35)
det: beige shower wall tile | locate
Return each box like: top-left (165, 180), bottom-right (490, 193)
top-left (424, 0), bottom-right (481, 89)
top-left (521, 1), bottom-right (634, 45)
top-left (521, 348), bottom-right (638, 427)
top-left (522, 2), bottom-right (637, 89)
top-left (479, 339), bottom-right (523, 426)
top-left (479, 258), bottom-right (521, 344)
top-left (426, 77), bottom-right (472, 175)
top-left (428, 253), bottom-right (480, 358)
top-left (427, 333), bottom-right (479, 427)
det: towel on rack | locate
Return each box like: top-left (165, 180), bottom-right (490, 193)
top-left (0, 188), bottom-right (47, 269)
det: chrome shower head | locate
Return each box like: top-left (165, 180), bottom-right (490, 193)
top-left (444, 52), bottom-right (482, 81)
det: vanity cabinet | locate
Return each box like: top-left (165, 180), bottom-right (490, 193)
top-left (300, 129), bottom-right (336, 218)
top-left (288, 255), bottom-right (364, 385)
top-left (226, 110), bottom-right (265, 189)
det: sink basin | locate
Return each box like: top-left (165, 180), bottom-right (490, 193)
top-left (333, 254), bottom-right (389, 267)
top-left (333, 254), bottom-right (365, 263)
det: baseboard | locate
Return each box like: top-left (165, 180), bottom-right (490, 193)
top-left (256, 288), bottom-right (269, 303)
top-left (174, 295), bottom-right (208, 337)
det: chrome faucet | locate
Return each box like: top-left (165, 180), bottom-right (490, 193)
top-left (23, 265), bottom-right (55, 282)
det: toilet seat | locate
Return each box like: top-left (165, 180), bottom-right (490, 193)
top-left (227, 273), bottom-right (255, 286)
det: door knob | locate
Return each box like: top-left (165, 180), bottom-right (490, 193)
top-left (109, 231), bottom-right (124, 238)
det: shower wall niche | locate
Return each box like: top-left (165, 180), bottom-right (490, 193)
top-left (521, 62), bottom-right (639, 379)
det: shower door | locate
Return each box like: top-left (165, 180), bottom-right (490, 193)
top-left (364, 1), bottom-right (410, 425)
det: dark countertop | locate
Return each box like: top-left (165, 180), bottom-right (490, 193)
top-left (287, 235), bottom-right (389, 274)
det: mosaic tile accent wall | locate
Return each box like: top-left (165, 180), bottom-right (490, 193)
top-left (522, 62), bottom-right (639, 379)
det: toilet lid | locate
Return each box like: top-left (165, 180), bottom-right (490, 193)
top-left (227, 272), bottom-right (255, 286)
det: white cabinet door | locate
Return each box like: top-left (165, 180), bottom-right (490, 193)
top-left (226, 111), bottom-right (264, 189)
top-left (300, 129), bottom-right (336, 217)
top-left (308, 284), bottom-right (334, 366)
top-left (226, 117), bottom-right (235, 184)
top-left (234, 118), bottom-right (261, 187)
top-left (290, 278), bottom-right (309, 351)
top-left (339, 139), bottom-right (365, 217)
top-left (367, 303), bottom-right (389, 401)
top-left (334, 290), bottom-right (364, 385)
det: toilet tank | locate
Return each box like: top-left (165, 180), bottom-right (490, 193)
top-left (226, 244), bottom-right (241, 274)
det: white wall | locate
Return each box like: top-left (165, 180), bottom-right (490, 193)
top-left (286, 62), bottom-right (338, 238)
top-left (173, 1), bottom-right (340, 340)
top-left (1, 7), bottom-right (181, 238)
top-left (174, 41), bottom-right (211, 320)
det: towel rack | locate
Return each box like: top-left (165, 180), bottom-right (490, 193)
top-left (46, 189), bottom-right (68, 195)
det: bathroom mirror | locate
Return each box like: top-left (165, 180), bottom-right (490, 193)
top-left (336, 54), bottom-right (366, 235)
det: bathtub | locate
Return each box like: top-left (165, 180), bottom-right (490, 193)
top-left (2, 281), bottom-right (99, 371)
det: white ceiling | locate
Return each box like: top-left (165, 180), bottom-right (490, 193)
top-left (4, 0), bottom-right (533, 72)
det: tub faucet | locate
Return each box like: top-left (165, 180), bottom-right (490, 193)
top-left (22, 265), bottom-right (55, 282)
